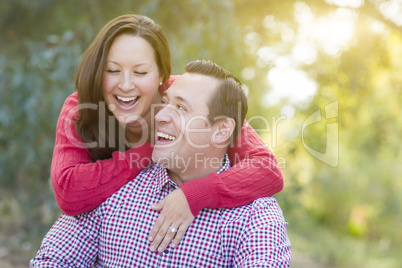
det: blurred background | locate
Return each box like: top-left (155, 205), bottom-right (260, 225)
top-left (0, 0), bottom-right (401, 267)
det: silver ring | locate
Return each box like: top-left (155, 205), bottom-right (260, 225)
top-left (169, 226), bottom-right (178, 233)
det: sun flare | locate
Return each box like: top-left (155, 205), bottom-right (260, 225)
top-left (262, 3), bottom-right (357, 107)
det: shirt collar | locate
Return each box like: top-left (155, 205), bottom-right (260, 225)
top-left (150, 164), bottom-right (170, 194)
top-left (151, 154), bottom-right (230, 194)
top-left (217, 153), bottom-right (230, 174)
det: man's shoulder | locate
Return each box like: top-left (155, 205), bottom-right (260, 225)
top-left (250, 197), bottom-right (281, 212)
top-left (221, 197), bottom-right (285, 225)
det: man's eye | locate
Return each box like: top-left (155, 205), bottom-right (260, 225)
top-left (161, 99), bottom-right (168, 105)
top-left (177, 105), bottom-right (186, 111)
top-left (135, 72), bottom-right (147, 75)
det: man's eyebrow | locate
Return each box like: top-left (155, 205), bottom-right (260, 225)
top-left (162, 92), bottom-right (192, 109)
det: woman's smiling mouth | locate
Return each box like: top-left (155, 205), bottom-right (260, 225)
top-left (114, 95), bottom-right (140, 109)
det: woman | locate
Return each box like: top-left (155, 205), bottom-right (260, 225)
top-left (51, 14), bottom-right (284, 252)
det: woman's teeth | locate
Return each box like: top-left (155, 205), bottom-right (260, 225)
top-left (116, 95), bottom-right (139, 102)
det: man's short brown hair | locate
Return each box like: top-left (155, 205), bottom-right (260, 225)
top-left (185, 59), bottom-right (248, 142)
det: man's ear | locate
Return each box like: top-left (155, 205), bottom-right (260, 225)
top-left (212, 118), bottom-right (235, 146)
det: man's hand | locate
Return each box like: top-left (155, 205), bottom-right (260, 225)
top-left (148, 188), bottom-right (195, 252)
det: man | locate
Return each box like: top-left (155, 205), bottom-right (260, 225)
top-left (31, 60), bottom-right (291, 267)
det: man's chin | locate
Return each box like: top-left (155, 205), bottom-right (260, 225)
top-left (152, 152), bottom-right (170, 167)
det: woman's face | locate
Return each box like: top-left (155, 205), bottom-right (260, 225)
top-left (103, 34), bottom-right (162, 129)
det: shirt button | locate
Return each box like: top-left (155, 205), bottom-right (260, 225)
top-left (164, 249), bottom-right (169, 254)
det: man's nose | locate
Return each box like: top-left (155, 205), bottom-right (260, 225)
top-left (155, 105), bottom-right (173, 123)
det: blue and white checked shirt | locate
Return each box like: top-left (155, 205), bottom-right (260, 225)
top-left (31, 156), bottom-right (291, 267)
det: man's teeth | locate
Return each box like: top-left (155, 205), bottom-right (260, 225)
top-left (116, 96), bottom-right (138, 102)
top-left (157, 132), bottom-right (176, 141)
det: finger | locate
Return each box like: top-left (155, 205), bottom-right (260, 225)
top-left (156, 225), bottom-right (179, 252)
top-left (170, 223), bottom-right (189, 248)
top-left (148, 213), bottom-right (165, 242)
top-left (151, 199), bottom-right (165, 211)
top-left (150, 220), bottom-right (171, 252)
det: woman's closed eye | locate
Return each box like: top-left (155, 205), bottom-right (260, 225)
top-left (134, 71), bottom-right (147, 75)
top-left (106, 69), bottom-right (120, 73)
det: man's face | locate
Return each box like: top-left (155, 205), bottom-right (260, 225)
top-left (152, 73), bottom-right (219, 173)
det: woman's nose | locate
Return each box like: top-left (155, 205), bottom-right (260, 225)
top-left (120, 73), bottom-right (135, 91)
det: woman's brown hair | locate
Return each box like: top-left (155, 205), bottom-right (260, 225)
top-left (74, 14), bottom-right (171, 160)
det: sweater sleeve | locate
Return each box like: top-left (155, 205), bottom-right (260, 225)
top-left (179, 120), bottom-right (284, 216)
top-left (51, 91), bottom-right (153, 216)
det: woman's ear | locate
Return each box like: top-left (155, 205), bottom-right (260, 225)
top-left (159, 75), bottom-right (165, 85)
top-left (212, 118), bottom-right (235, 147)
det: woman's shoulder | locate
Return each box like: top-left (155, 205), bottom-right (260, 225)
top-left (65, 90), bottom-right (78, 104)
top-left (60, 91), bottom-right (79, 112)
top-left (168, 75), bottom-right (180, 83)
top-left (159, 75), bottom-right (181, 93)
top-left (58, 91), bottom-right (79, 120)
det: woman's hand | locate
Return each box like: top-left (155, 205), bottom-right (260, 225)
top-left (148, 188), bottom-right (194, 252)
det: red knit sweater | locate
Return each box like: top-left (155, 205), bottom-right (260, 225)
top-left (51, 76), bottom-right (284, 216)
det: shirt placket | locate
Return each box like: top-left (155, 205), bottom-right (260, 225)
top-left (156, 181), bottom-right (178, 268)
